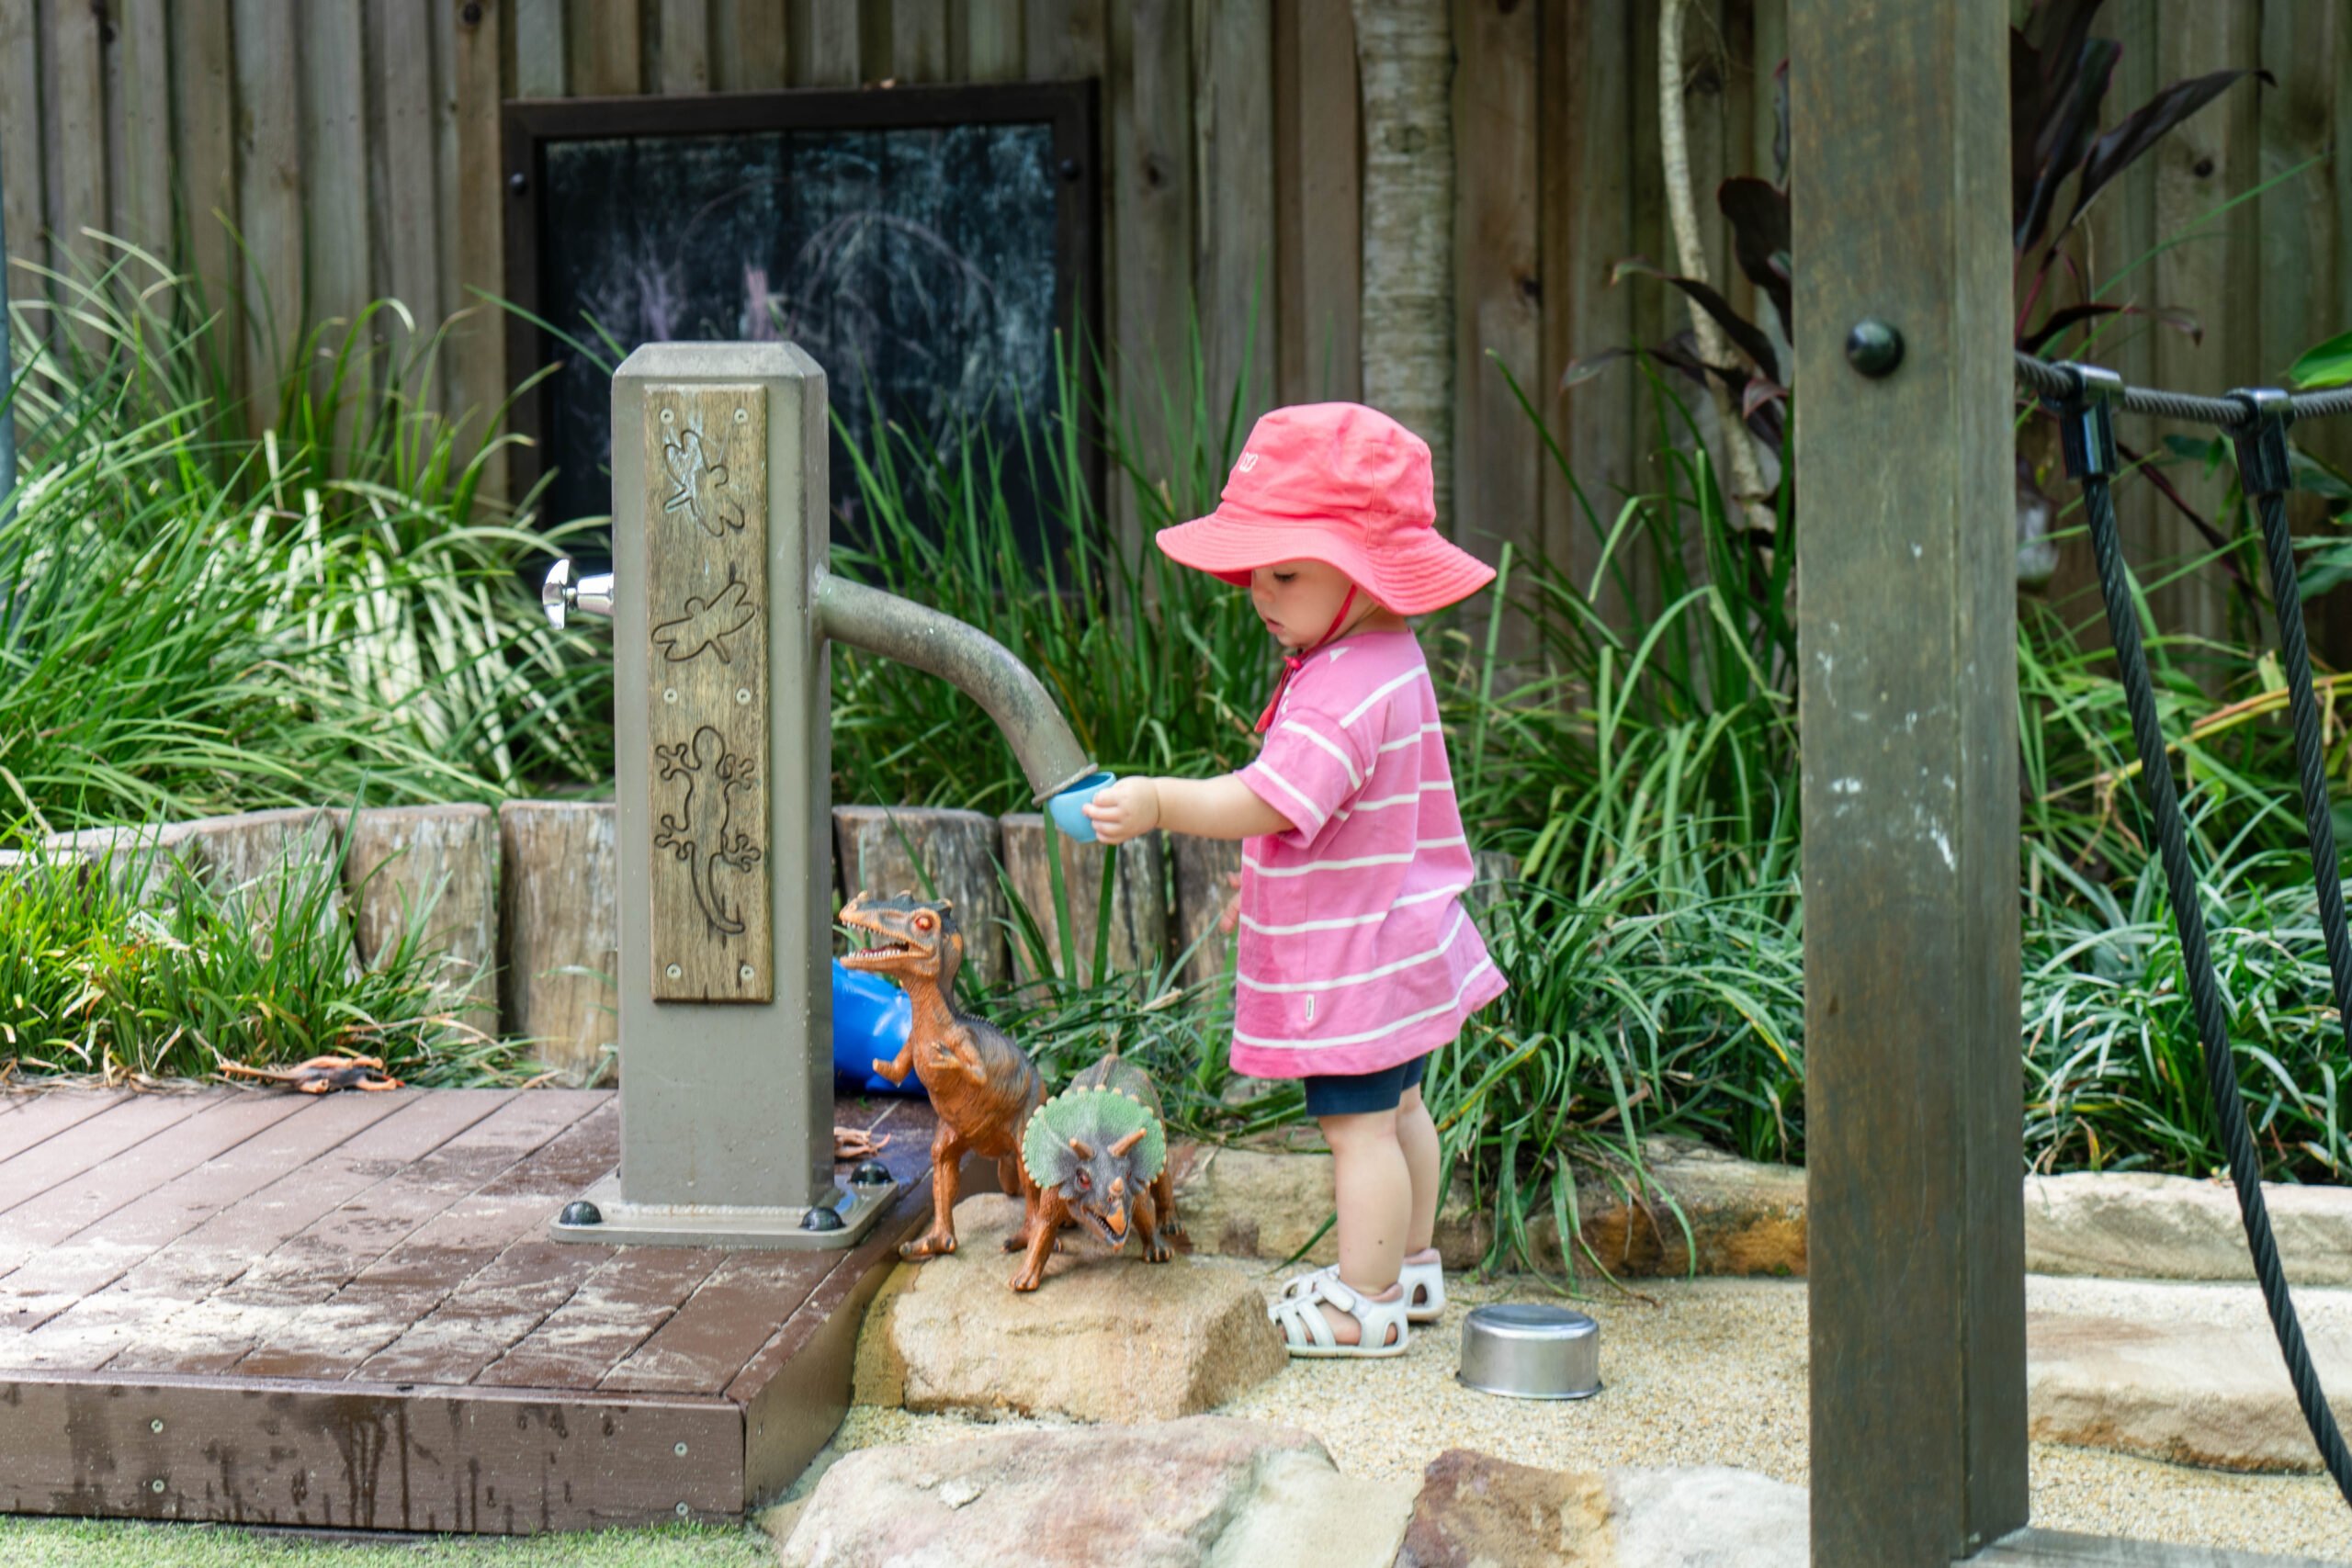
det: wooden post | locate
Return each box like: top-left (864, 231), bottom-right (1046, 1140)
top-left (1791, 1), bottom-right (2023, 1563)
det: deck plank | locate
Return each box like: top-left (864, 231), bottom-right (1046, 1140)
top-left (220, 1091), bottom-right (588, 1306)
top-left (0, 1091), bottom-right (310, 1285)
top-left (0, 1094), bottom-right (208, 1224)
top-left (0, 1091), bottom-right (131, 1165)
top-left (739, 1185), bottom-right (933, 1499)
top-left (356, 1237), bottom-right (616, 1386)
top-left (233, 1280), bottom-right (459, 1381)
top-left (0, 1370), bottom-right (742, 1532)
top-left (221, 1094), bottom-right (603, 1377)
top-left (98, 1091), bottom-right (525, 1373)
top-left (598, 1247), bottom-right (838, 1395)
top-left (344, 1098), bottom-right (617, 1290)
top-left (0, 1091), bottom-right (392, 1339)
top-left (470, 1094), bottom-right (618, 1198)
top-left (474, 1246), bottom-right (727, 1390)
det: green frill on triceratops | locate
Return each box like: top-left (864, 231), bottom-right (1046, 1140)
top-left (1015, 1054), bottom-right (1182, 1285)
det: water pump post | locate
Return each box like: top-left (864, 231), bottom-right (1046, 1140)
top-left (550, 341), bottom-right (888, 1249)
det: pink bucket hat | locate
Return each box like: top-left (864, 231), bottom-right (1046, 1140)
top-left (1155, 403), bottom-right (1497, 615)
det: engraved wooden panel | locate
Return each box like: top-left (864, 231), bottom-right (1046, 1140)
top-left (645, 384), bottom-right (773, 1003)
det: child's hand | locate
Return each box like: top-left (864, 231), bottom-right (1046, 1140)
top-left (1217, 870), bottom-right (1241, 933)
top-left (1082, 777), bottom-right (1161, 844)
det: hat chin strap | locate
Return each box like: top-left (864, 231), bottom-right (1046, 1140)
top-left (1253, 584), bottom-right (1358, 735)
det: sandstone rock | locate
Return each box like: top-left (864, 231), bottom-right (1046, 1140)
top-left (999, 815), bottom-right (1168, 982)
top-left (1434, 1139), bottom-right (1804, 1278)
top-left (852, 1193), bottom-right (1284, 1423)
top-left (953, 1138), bottom-right (2352, 1288)
top-left (344, 804), bottom-right (498, 1032)
top-left (2026, 1171), bottom-right (2352, 1285)
top-left (1573, 1140), bottom-right (1807, 1279)
top-left (1395, 1450), bottom-right (1805, 1568)
top-left (1394, 1448), bottom-right (1610, 1567)
top-left (834, 805), bottom-right (1009, 991)
top-left (497, 800), bottom-right (617, 1086)
top-left (2027, 1310), bottom-right (2352, 1473)
top-left (777, 1416), bottom-right (1409, 1568)
top-left (1181, 1137), bottom-right (1805, 1279)
top-left (1602, 1465), bottom-right (1807, 1568)
top-left (1173, 1146), bottom-right (1340, 1266)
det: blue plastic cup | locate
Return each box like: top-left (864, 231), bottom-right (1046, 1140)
top-left (1049, 770), bottom-right (1118, 842)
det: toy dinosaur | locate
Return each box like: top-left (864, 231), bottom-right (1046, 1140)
top-left (220, 1054), bottom-right (403, 1093)
top-left (831, 1126), bottom-right (890, 1161)
top-left (1013, 1053), bottom-right (1182, 1292)
top-left (839, 890), bottom-right (1049, 1264)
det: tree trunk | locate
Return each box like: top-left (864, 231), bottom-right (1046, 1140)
top-left (1354, 0), bottom-right (1455, 529)
top-left (1659, 0), bottom-right (1777, 536)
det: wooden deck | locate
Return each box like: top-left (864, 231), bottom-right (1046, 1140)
top-left (0, 1086), bottom-right (937, 1533)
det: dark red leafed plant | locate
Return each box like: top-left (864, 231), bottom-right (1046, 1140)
top-left (2008, 0), bottom-right (2271, 600)
top-left (1563, 1), bottom-right (2267, 592)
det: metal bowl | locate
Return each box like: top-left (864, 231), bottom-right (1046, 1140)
top-left (1456, 1303), bottom-right (1601, 1399)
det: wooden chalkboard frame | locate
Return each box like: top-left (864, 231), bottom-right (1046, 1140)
top-left (500, 81), bottom-right (1102, 533)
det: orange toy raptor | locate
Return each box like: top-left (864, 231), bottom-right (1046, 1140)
top-left (220, 1054), bottom-right (403, 1093)
top-left (839, 891), bottom-right (1050, 1273)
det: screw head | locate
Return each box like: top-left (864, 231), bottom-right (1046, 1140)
top-left (802, 1204), bottom-right (846, 1232)
top-left (674, 1441), bottom-right (689, 1457)
top-left (675, 1501), bottom-right (690, 1517)
top-left (560, 1200), bottom-right (603, 1227)
top-left (663, 688), bottom-right (679, 704)
top-left (508, 169), bottom-right (526, 195)
top-left (1845, 318), bottom-right (1905, 378)
top-left (665, 963), bottom-right (683, 980)
top-left (1059, 158), bottom-right (1082, 182)
top-left (738, 964), bottom-right (754, 982)
top-left (151, 1418), bottom-right (164, 1433)
top-left (733, 407), bottom-right (749, 423)
top-left (850, 1159), bottom-right (893, 1188)
top-left (151, 1479), bottom-right (164, 1494)
top-left (735, 687), bottom-right (752, 705)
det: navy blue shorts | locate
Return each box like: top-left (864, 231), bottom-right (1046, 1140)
top-left (1303, 1053), bottom-right (1430, 1118)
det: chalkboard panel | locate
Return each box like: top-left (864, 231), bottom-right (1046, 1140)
top-left (504, 85), bottom-right (1099, 565)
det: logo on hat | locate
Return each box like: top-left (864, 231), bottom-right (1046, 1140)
top-left (1237, 451), bottom-right (1260, 472)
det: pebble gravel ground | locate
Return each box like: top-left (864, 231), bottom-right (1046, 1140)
top-left (830, 1268), bottom-right (2352, 1562)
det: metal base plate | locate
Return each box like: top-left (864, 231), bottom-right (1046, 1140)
top-left (547, 1172), bottom-right (898, 1250)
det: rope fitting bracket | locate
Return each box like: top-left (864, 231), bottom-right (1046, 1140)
top-left (2227, 389), bottom-right (2295, 499)
top-left (2049, 363), bottom-right (2123, 481)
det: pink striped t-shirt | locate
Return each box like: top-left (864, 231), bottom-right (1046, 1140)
top-left (1228, 627), bottom-right (1508, 1078)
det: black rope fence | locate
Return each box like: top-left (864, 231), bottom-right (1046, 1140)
top-left (2026, 355), bottom-right (2352, 1509)
top-left (2015, 350), bottom-right (2352, 427)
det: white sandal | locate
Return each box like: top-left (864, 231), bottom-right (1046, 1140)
top-left (1268, 1272), bottom-right (1411, 1358)
top-left (1280, 1255), bottom-right (1445, 1324)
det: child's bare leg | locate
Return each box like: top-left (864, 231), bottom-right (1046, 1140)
top-left (1317, 1109), bottom-right (1409, 1346)
top-left (1397, 1085), bottom-right (1442, 1256)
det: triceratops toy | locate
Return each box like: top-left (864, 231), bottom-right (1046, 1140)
top-left (1013, 1053), bottom-right (1182, 1291)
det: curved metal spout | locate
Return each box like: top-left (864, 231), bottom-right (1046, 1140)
top-left (814, 573), bottom-right (1097, 806)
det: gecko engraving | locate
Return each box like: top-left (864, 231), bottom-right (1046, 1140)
top-left (654, 726), bottom-right (763, 938)
top-left (661, 424), bottom-right (746, 537)
top-left (651, 565), bottom-right (758, 664)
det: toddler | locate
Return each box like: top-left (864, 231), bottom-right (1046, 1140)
top-left (1083, 402), bottom-right (1508, 1357)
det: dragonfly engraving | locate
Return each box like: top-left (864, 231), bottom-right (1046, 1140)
top-left (654, 726), bottom-right (763, 939)
top-left (662, 424), bottom-right (746, 538)
top-left (651, 568), bottom-right (758, 665)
